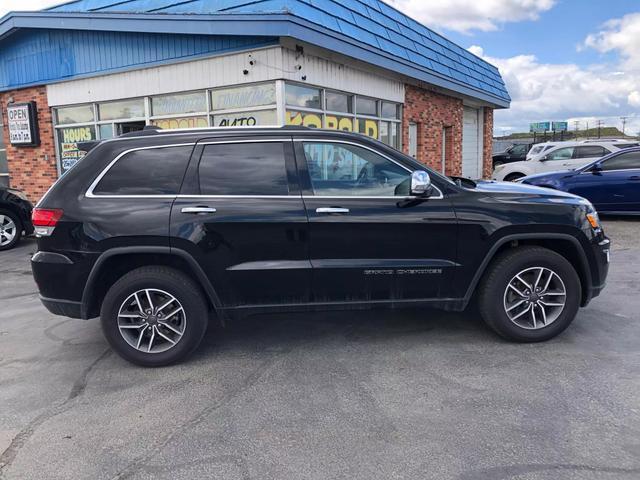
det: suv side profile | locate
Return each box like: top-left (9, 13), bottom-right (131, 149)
top-left (32, 127), bottom-right (610, 366)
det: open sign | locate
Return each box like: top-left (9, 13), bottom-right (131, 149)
top-left (7, 102), bottom-right (40, 147)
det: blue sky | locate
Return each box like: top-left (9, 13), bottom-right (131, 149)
top-left (2, 0), bottom-right (640, 136)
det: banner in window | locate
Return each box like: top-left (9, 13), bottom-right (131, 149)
top-left (57, 126), bottom-right (96, 174)
top-left (213, 110), bottom-right (277, 127)
top-left (151, 116), bottom-right (208, 130)
top-left (286, 111), bottom-right (378, 140)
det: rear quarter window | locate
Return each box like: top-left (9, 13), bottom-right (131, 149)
top-left (93, 145), bottom-right (193, 196)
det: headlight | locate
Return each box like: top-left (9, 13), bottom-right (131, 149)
top-left (494, 165), bottom-right (505, 172)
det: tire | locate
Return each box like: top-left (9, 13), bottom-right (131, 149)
top-left (0, 209), bottom-right (22, 251)
top-left (478, 246), bottom-right (581, 342)
top-left (504, 173), bottom-right (524, 182)
top-left (101, 266), bottom-right (209, 367)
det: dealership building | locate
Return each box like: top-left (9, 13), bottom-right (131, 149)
top-left (0, 0), bottom-right (510, 200)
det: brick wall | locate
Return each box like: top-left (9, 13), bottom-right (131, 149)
top-left (0, 86), bottom-right (58, 202)
top-left (402, 84), bottom-right (494, 179)
top-left (482, 107), bottom-right (494, 179)
top-left (402, 85), bottom-right (463, 176)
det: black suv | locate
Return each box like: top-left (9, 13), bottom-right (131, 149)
top-left (31, 127), bottom-right (610, 366)
top-left (0, 186), bottom-right (34, 251)
top-left (492, 143), bottom-right (532, 168)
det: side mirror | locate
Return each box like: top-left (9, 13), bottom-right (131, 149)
top-left (411, 171), bottom-right (433, 197)
top-left (591, 163), bottom-right (603, 173)
top-left (540, 155), bottom-right (549, 161)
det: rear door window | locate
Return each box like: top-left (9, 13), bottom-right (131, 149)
top-left (601, 151), bottom-right (640, 171)
top-left (93, 145), bottom-right (193, 195)
top-left (197, 142), bottom-right (289, 195)
top-left (574, 146), bottom-right (608, 158)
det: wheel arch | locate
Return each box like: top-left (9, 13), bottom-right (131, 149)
top-left (464, 233), bottom-right (593, 309)
top-left (81, 247), bottom-right (222, 320)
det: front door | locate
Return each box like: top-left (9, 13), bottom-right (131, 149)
top-left (170, 137), bottom-right (311, 307)
top-left (294, 138), bottom-right (458, 304)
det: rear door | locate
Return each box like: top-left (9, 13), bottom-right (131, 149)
top-left (569, 151), bottom-right (640, 212)
top-left (170, 136), bottom-right (311, 307)
top-left (568, 145), bottom-right (611, 169)
top-left (294, 137), bottom-right (458, 304)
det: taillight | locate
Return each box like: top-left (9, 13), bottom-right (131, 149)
top-left (32, 208), bottom-right (63, 237)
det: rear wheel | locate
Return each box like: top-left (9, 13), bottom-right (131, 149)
top-left (478, 246), bottom-right (581, 342)
top-left (0, 209), bottom-right (22, 251)
top-left (504, 173), bottom-right (524, 182)
top-left (101, 266), bottom-right (209, 367)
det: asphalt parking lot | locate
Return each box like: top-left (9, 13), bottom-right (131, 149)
top-left (1, 220), bottom-right (639, 480)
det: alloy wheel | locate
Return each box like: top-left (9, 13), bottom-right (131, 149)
top-left (117, 288), bottom-right (187, 353)
top-left (503, 267), bottom-right (567, 330)
top-left (0, 215), bottom-right (17, 247)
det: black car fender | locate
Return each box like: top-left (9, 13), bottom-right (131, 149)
top-left (462, 232), bottom-right (593, 306)
top-left (80, 246), bottom-right (223, 319)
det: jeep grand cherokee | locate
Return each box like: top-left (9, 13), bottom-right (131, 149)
top-left (31, 127), bottom-right (610, 366)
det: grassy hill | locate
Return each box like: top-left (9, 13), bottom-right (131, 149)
top-left (497, 127), bottom-right (636, 140)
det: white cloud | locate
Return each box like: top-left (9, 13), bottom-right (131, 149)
top-left (0, 0), bottom-right (66, 18)
top-left (387, 0), bottom-right (556, 33)
top-left (584, 13), bottom-right (640, 70)
top-left (478, 52), bottom-right (640, 134)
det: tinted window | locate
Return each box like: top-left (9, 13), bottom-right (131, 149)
top-left (546, 147), bottom-right (574, 161)
top-left (510, 144), bottom-right (527, 155)
top-left (302, 142), bottom-right (411, 196)
top-left (575, 146), bottom-right (607, 158)
top-left (198, 142), bottom-right (288, 195)
top-left (614, 143), bottom-right (640, 149)
top-left (94, 146), bottom-right (192, 195)
top-left (601, 151), bottom-right (640, 171)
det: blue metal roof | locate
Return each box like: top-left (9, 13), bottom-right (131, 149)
top-left (0, 0), bottom-right (510, 106)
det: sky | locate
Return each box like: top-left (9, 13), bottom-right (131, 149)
top-left (2, 0), bottom-right (640, 136)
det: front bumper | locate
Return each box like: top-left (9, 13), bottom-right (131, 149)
top-left (40, 296), bottom-right (83, 319)
top-left (582, 237), bottom-right (610, 306)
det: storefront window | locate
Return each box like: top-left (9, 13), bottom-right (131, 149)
top-left (152, 92), bottom-right (207, 116)
top-left (99, 124), bottom-right (114, 140)
top-left (57, 125), bottom-right (97, 174)
top-left (99, 99), bottom-right (145, 121)
top-left (211, 83), bottom-right (276, 111)
top-left (152, 116), bottom-right (209, 130)
top-left (286, 111), bottom-right (322, 129)
top-left (286, 84), bottom-right (322, 110)
top-left (324, 114), bottom-right (354, 132)
top-left (357, 118), bottom-right (379, 139)
top-left (213, 110), bottom-right (277, 127)
top-left (356, 97), bottom-right (378, 116)
top-left (326, 91), bottom-right (352, 113)
top-left (381, 102), bottom-right (400, 119)
top-left (56, 105), bottom-right (94, 125)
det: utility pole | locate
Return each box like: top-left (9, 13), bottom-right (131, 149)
top-left (573, 120), bottom-right (580, 139)
top-left (620, 116), bottom-right (628, 135)
top-left (596, 119), bottom-right (604, 139)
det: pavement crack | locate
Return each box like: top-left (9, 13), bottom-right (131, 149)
top-left (0, 348), bottom-right (111, 478)
top-left (110, 354), bottom-right (283, 480)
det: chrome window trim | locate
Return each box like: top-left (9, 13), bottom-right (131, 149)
top-left (294, 138), bottom-right (445, 200)
top-left (177, 195), bottom-right (298, 199)
top-left (85, 143), bottom-right (197, 198)
top-left (580, 167), bottom-right (640, 175)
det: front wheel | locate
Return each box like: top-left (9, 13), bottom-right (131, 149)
top-left (478, 246), bottom-right (581, 342)
top-left (101, 266), bottom-right (209, 367)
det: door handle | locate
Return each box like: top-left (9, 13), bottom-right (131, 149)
top-left (181, 207), bottom-right (217, 214)
top-left (316, 207), bottom-right (350, 214)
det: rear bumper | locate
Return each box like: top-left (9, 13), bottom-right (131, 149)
top-left (40, 296), bottom-right (83, 319)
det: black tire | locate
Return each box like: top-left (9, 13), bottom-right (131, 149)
top-left (0, 209), bottom-right (22, 251)
top-left (101, 266), bottom-right (209, 367)
top-left (478, 246), bottom-right (581, 342)
top-left (504, 173), bottom-right (524, 182)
